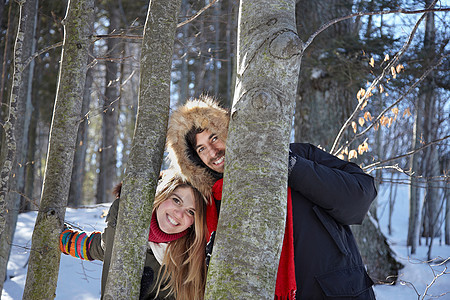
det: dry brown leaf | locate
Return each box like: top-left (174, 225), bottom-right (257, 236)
top-left (369, 57), bottom-right (375, 67)
top-left (357, 88), bottom-right (366, 102)
top-left (352, 121), bottom-right (357, 133)
top-left (361, 100), bottom-right (368, 110)
top-left (358, 142), bottom-right (369, 155)
top-left (392, 107), bottom-right (399, 120)
top-left (358, 117), bottom-right (365, 127)
top-left (403, 107), bottom-right (411, 117)
top-left (349, 150), bottom-right (358, 160)
top-left (384, 54), bottom-right (390, 61)
top-left (391, 66), bottom-right (397, 79)
top-left (364, 111), bottom-right (373, 121)
top-left (374, 122), bottom-right (380, 131)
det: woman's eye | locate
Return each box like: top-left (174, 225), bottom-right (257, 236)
top-left (187, 210), bottom-right (195, 216)
top-left (198, 147), bottom-right (204, 153)
top-left (172, 197), bottom-right (180, 204)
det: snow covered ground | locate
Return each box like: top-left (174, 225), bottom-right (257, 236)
top-left (2, 183), bottom-right (450, 299)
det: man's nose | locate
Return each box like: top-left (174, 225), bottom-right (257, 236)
top-left (208, 145), bottom-right (219, 157)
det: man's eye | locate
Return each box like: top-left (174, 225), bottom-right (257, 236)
top-left (198, 147), bottom-right (204, 153)
top-left (211, 136), bottom-right (217, 142)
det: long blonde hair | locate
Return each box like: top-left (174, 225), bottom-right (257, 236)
top-left (153, 170), bottom-right (207, 300)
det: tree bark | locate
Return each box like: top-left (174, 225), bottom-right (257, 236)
top-left (0, 0), bottom-right (39, 292)
top-left (102, 0), bottom-right (182, 298)
top-left (22, 0), bottom-right (94, 298)
top-left (205, 1), bottom-right (302, 298)
top-left (0, 0), bottom-right (28, 292)
top-left (96, 0), bottom-right (121, 204)
top-left (293, 0), bottom-right (356, 151)
top-left (351, 216), bottom-right (403, 284)
top-left (68, 45), bottom-right (93, 207)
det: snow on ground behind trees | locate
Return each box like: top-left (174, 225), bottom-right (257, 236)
top-left (2, 179), bottom-right (450, 299)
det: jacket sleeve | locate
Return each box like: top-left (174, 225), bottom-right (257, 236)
top-left (288, 143), bottom-right (377, 225)
top-left (59, 198), bottom-right (120, 262)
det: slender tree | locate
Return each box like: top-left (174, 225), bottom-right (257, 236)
top-left (22, 0), bottom-right (94, 297)
top-left (96, 0), bottom-right (121, 204)
top-left (205, 0), bottom-right (302, 298)
top-left (0, 0), bottom-right (28, 292)
top-left (0, 0), bottom-right (39, 292)
top-left (103, 0), bottom-right (182, 298)
top-left (68, 47), bottom-right (94, 207)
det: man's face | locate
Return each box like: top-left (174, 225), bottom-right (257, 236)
top-left (195, 130), bottom-right (226, 174)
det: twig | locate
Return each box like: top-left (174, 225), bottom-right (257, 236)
top-left (303, 3), bottom-right (449, 51)
top-left (23, 42), bottom-right (63, 69)
top-left (339, 49), bottom-right (449, 154)
top-left (363, 134), bottom-right (450, 172)
top-left (330, 0), bottom-right (438, 155)
top-left (177, 0), bottom-right (220, 28)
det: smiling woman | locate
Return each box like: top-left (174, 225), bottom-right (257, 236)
top-left (156, 185), bottom-right (196, 235)
top-left (59, 170), bottom-right (208, 300)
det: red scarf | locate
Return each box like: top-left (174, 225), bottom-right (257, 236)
top-left (148, 211), bottom-right (189, 243)
top-left (206, 179), bottom-right (296, 299)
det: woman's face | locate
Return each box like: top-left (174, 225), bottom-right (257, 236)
top-left (156, 186), bottom-right (196, 234)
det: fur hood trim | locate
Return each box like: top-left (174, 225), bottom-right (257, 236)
top-left (166, 96), bottom-right (229, 200)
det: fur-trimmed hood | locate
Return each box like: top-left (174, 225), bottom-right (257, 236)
top-left (166, 96), bottom-right (229, 200)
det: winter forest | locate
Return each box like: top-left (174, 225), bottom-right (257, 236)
top-left (0, 0), bottom-right (449, 299)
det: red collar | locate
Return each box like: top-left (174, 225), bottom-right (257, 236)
top-left (148, 211), bottom-right (189, 243)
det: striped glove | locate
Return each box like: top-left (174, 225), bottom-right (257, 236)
top-left (59, 224), bottom-right (101, 261)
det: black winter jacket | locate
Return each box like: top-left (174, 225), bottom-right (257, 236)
top-left (288, 143), bottom-right (376, 299)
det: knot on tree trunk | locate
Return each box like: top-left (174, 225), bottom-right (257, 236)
top-left (270, 30), bottom-right (303, 59)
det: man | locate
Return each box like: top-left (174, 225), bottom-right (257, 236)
top-left (166, 96), bottom-right (377, 299)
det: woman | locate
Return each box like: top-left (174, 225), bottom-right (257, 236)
top-left (59, 170), bottom-right (207, 300)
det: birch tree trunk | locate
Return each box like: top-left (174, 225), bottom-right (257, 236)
top-left (205, 1), bottom-right (302, 298)
top-left (0, 0), bottom-right (39, 292)
top-left (102, 0), bottom-right (182, 298)
top-left (22, 0), bottom-right (94, 298)
top-left (0, 0), bottom-right (27, 292)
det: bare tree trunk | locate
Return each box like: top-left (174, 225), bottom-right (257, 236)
top-left (179, 0), bottom-right (190, 103)
top-left (407, 97), bottom-right (423, 254)
top-left (0, 0), bottom-right (39, 292)
top-left (103, 0), bottom-right (182, 298)
top-left (352, 217), bottom-right (403, 284)
top-left (0, 0), bottom-right (27, 292)
top-left (68, 50), bottom-right (93, 207)
top-left (445, 171), bottom-right (449, 245)
top-left (293, 0), bottom-right (355, 151)
top-left (205, 1), bottom-right (301, 298)
top-left (96, 1), bottom-right (121, 204)
top-left (22, 0), bottom-right (94, 297)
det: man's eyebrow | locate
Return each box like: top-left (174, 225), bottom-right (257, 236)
top-left (195, 133), bottom-right (216, 150)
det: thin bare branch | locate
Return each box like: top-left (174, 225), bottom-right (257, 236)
top-left (336, 52), bottom-right (449, 155)
top-left (303, 3), bottom-right (448, 51)
top-left (330, 0), bottom-right (438, 155)
top-left (177, 0), bottom-right (220, 28)
top-left (363, 134), bottom-right (450, 172)
top-left (23, 42), bottom-right (63, 69)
